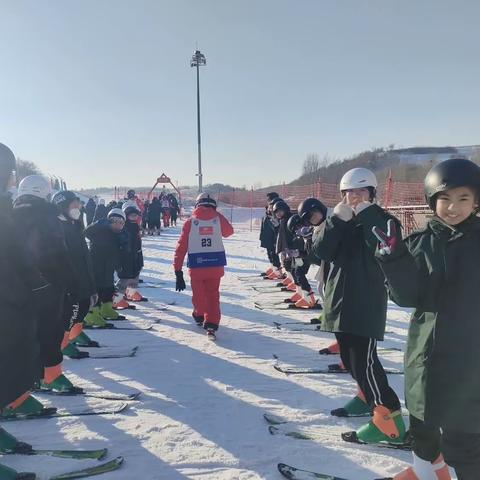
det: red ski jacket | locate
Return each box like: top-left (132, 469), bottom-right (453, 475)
top-left (173, 206), bottom-right (234, 278)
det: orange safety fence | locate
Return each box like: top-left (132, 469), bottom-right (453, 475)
top-left (217, 180), bottom-right (425, 209)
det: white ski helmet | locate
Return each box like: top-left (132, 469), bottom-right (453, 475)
top-left (195, 192), bottom-right (217, 208)
top-left (121, 199), bottom-right (137, 211)
top-left (339, 168), bottom-right (377, 191)
top-left (17, 175), bottom-right (52, 200)
top-left (108, 208), bottom-right (126, 221)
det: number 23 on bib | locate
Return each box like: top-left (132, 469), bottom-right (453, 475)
top-left (187, 218), bottom-right (227, 268)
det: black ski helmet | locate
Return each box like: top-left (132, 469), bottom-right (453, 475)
top-left (127, 189), bottom-right (136, 199)
top-left (0, 143), bottom-right (16, 192)
top-left (266, 191), bottom-right (280, 202)
top-left (269, 196), bottom-right (284, 206)
top-left (298, 198), bottom-right (327, 222)
top-left (287, 214), bottom-right (303, 233)
top-left (52, 190), bottom-right (80, 213)
top-left (272, 200), bottom-right (290, 215)
top-left (424, 158), bottom-right (480, 209)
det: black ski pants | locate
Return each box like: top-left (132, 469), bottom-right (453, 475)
top-left (335, 332), bottom-right (401, 411)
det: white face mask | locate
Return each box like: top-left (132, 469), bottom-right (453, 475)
top-left (69, 208), bottom-right (82, 220)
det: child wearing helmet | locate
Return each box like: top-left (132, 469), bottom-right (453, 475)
top-left (259, 192), bottom-right (282, 279)
top-left (84, 208), bottom-right (126, 327)
top-left (51, 190), bottom-right (98, 356)
top-left (115, 203), bottom-right (145, 302)
top-left (272, 200), bottom-right (298, 291)
top-left (372, 158), bottom-right (480, 480)
top-left (9, 175), bottom-right (80, 401)
top-left (311, 167), bottom-right (407, 446)
top-left (0, 146), bottom-right (45, 471)
top-left (285, 213), bottom-right (321, 309)
top-left (173, 193), bottom-right (234, 340)
top-left (297, 198), bottom-right (339, 352)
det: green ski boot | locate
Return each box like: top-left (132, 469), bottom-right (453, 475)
top-left (352, 406), bottom-right (407, 445)
top-left (61, 342), bottom-right (89, 359)
top-left (331, 395), bottom-right (371, 417)
top-left (99, 301), bottom-right (119, 320)
top-left (0, 463), bottom-right (35, 480)
top-left (83, 306), bottom-right (107, 328)
top-left (1, 395), bottom-right (45, 419)
top-left (0, 428), bottom-right (32, 454)
top-left (72, 331), bottom-right (99, 348)
top-left (40, 374), bottom-right (83, 394)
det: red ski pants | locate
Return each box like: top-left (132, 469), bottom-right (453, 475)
top-left (190, 275), bottom-right (221, 330)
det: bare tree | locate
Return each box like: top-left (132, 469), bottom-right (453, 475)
top-left (302, 153), bottom-right (320, 176)
top-left (16, 158), bottom-right (41, 181)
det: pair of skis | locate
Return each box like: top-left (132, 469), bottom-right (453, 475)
top-left (68, 346), bottom-right (139, 360)
top-left (84, 320), bottom-right (154, 331)
top-left (272, 320), bottom-right (396, 336)
top-left (8, 456), bottom-right (124, 480)
top-left (254, 301), bottom-right (323, 311)
top-left (2, 400), bottom-right (129, 422)
top-left (264, 412), bottom-right (411, 450)
top-left (267, 411), bottom-right (409, 479)
top-left (277, 463), bottom-right (395, 480)
top-left (272, 353), bottom-right (403, 375)
top-left (34, 386), bottom-right (141, 402)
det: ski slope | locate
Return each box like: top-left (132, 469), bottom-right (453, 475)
top-left (1, 223), bottom-right (455, 479)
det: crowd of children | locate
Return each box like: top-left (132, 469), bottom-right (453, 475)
top-left (1, 134), bottom-right (478, 479)
top-left (259, 160), bottom-right (480, 480)
top-left (0, 141), bottom-right (185, 478)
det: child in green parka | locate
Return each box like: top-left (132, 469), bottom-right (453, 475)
top-left (312, 168), bottom-right (407, 447)
top-left (373, 158), bottom-right (480, 480)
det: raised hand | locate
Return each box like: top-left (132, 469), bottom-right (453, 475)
top-left (333, 197), bottom-right (354, 222)
top-left (372, 219), bottom-right (398, 255)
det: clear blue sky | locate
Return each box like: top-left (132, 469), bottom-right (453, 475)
top-left (1, 0), bottom-right (480, 189)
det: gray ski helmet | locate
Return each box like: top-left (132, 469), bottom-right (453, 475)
top-left (298, 198), bottom-right (327, 222)
top-left (424, 158), bottom-right (480, 209)
top-left (0, 143), bottom-right (16, 191)
top-left (195, 192), bottom-right (217, 208)
top-left (108, 208), bottom-right (126, 221)
top-left (287, 214), bottom-right (303, 233)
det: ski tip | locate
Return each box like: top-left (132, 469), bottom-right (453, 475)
top-left (268, 425), bottom-right (279, 435)
top-left (50, 456), bottom-right (124, 480)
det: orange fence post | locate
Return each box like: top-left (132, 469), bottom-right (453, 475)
top-left (250, 187), bottom-right (254, 231)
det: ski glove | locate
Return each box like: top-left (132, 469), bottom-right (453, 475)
top-left (175, 270), bottom-right (186, 292)
top-left (372, 219), bottom-right (398, 255)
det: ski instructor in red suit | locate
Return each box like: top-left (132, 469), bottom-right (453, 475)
top-left (173, 193), bottom-right (234, 340)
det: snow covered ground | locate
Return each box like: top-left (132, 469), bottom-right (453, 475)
top-left (1, 223), bottom-right (455, 479)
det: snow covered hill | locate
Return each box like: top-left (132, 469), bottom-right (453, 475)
top-left (394, 145), bottom-right (480, 166)
top-left (1, 224), bottom-right (457, 479)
